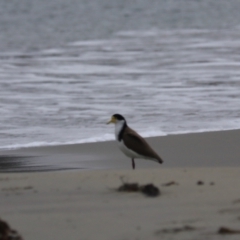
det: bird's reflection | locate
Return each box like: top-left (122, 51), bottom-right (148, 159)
top-left (0, 155), bottom-right (27, 172)
top-left (0, 155), bottom-right (82, 173)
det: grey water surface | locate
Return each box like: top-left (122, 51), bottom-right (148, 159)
top-left (0, 0), bottom-right (240, 149)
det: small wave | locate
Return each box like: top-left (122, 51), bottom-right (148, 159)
top-left (0, 134), bottom-right (114, 150)
top-left (1, 127), bottom-right (240, 150)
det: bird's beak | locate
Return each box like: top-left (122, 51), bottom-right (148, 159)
top-left (107, 116), bottom-right (116, 124)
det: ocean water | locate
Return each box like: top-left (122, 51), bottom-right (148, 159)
top-left (0, 0), bottom-right (240, 150)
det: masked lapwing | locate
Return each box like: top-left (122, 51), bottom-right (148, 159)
top-left (107, 114), bottom-right (163, 169)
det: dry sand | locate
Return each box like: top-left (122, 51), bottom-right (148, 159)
top-left (1, 130), bottom-right (240, 240)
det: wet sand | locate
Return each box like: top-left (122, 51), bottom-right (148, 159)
top-left (1, 130), bottom-right (240, 239)
top-left (0, 129), bottom-right (240, 171)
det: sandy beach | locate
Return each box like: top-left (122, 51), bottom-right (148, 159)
top-left (1, 130), bottom-right (240, 239)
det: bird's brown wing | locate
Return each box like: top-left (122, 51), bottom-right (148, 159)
top-left (123, 127), bottom-right (163, 163)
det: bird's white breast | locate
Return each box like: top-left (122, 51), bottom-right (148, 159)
top-left (118, 140), bottom-right (135, 157)
top-left (118, 140), bottom-right (143, 159)
top-left (114, 120), bottom-right (125, 141)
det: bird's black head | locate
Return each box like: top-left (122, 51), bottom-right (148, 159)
top-left (107, 114), bottom-right (127, 124)
top-left (112, 114), bottom-right (125, 121)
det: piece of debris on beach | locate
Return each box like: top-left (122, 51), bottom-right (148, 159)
top-left (218, 226), bottom-right (240, 234)
top-left (162, 181), bottom-right (179, 187)
top-left (0, 218), bottom-right (23, 240)
top-left (117, 182), bottom-right (160, 197)
top-left (118, 183), bottom-right (139, 192)
top-left (140, 184), bottom-right (160, 197)
top-left (155, 225), bottom-right (196, 235)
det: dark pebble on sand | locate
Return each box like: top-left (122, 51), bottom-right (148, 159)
top-left (197, 180), bottom-right (204, 185)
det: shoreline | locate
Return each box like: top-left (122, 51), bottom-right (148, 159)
top-left (1, 127), bottom-right (240, 152)
top-left (0, 129), bottom-right (240, 172)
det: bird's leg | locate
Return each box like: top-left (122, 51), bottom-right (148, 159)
top-left (131, 158), bottom-right (135, 170)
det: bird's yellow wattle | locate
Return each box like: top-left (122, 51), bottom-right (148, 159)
top-left (107, 116), bottom-right (116, 124)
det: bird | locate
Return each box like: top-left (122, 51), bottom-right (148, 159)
top-left (107, 114), bottom-right (163, 169)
